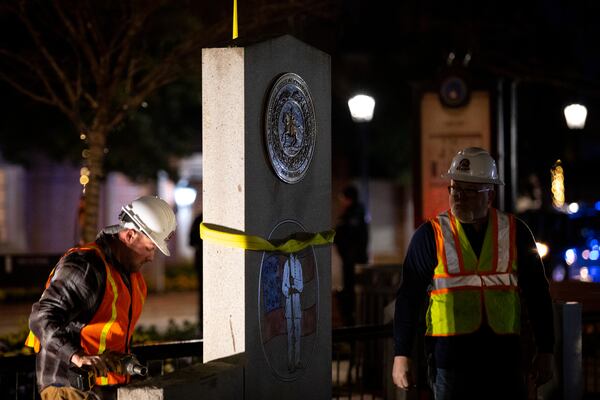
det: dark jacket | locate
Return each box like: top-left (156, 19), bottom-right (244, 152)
top-left (28, 226), bottom-right (133, 391)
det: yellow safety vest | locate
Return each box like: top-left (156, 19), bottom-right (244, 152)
top-left (426, 208), bottom-right (520, 336)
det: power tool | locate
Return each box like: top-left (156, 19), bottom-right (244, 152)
top-left (68, 353), bottom-right (147, 391)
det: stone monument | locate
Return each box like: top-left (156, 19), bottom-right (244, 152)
top-left (118, 35), bottom-right (331, 400)
top-left (202, 35), bottom-right (331, 399)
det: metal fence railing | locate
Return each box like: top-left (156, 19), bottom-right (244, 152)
top-left (3, 326), bottom-right (399, 400)
top-left (332, 323), bottom-right (395, 400)
top-left (583, 313), bottom-right (600, 398)
top-left (0, 339), bottom-right (203, 400)
top-left (0, 255), bottom-right (59, 290)
top-left (2, 311), bottom-right (600, 399)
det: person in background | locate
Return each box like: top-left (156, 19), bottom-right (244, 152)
top-left (26, 196), bottom-right (176, 400)
top-left (334, 184), bottom-right (369, 326)
top-left (392, 147), bottom-right (554, 400)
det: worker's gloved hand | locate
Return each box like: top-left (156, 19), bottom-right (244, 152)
top-left (530, 352), bottom-right (554, 386)
top-left (101, 351), bottom-right (128, 375)
top-left (70, 351), bottom-right (110, 377)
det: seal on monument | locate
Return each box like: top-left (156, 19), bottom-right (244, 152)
top-left (265, 73), bottom-right (316, 184)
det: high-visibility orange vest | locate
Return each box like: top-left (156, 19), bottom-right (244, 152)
top-left (426, 208), bottom-right (520, 336)
top-left (25, 243), bottom-right (147, 386)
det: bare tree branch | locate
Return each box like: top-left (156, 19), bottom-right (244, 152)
top-left (51, 0), bottom-right (101, 82)
top-left (108, 5), bottom-right (156, 96)
top-left (81, 4), bottom-right (107, 55)
top-left (83, 92), bottom-right (99, 109)
top-left (0, 70), bottom-right (78, 125)
top-left (1, 0), bottom-right (342, 243)
top-left (74, 51), bottom-right (82, 100)
top-left (106, 5), bottom-right (131, 57)
top-left (0, 48), bottom-right (77, 120)
top-left (17, 1), bottom-right (78, 105)
top-left (0, 70), bottom-right (53, 105)
top-left (107, 65), bottom-right (178, 131)
top-left (124, 57), bottom-right (140, 96)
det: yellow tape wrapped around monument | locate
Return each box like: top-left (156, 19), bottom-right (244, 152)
top-left (200, 222), bottom-right (335, 254)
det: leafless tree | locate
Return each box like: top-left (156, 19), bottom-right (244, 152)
top-left (0, 0), bottom-right (339, 243)
top-left (0, 0), bottom-right (229, 242)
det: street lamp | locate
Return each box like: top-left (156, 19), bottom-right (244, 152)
top-left (348, 94), bottom-right (375, 123)
top-left (564, 103), bottom-right (587, 129)
top-left (174, 183), bottom-right (197, 208)
top-left (347, 94), bottom-right (375, 219)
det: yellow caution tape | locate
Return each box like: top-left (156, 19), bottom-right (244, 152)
top-left (232, 0), bottom-right (238, 39)
top-left (200, 222), bottom-right (335, 254)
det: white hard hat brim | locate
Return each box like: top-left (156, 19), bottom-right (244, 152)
top-left (150, 236), bottom-right (171, 256)
top-left (442, 172), bottom-right (504, 185)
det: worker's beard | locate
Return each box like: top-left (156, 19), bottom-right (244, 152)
top-left (451, 204), bottom-right (476, 224)
top-left (122, 252), bottom-right (151, 273)
top-left (452, 202), bottom-right (491, 225)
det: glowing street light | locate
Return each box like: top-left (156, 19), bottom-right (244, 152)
top-left (536, 242), bottom-right (549, 259)
top-left (348, 94), bottom-right (375, 123)
top-left (564, 103), bottom-right (587, 129)
top-left (174, 182), bottom-right (197, 208)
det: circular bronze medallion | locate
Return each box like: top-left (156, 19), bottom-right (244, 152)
top-left (265, 73), bottom-right (316, 184)
top-left (439, 75), bottom-right (470, 108)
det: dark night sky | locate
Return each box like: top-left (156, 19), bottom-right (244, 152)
top-left (327, 0), bottom-right (600, 204)
top-left (2, 0), bottom-right (600, 203)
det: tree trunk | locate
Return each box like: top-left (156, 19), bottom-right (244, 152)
top-left (81, 129), bottom-right (107, 243)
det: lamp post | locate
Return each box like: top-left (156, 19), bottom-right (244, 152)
top-left (347, 94), bottom-right (375, 219)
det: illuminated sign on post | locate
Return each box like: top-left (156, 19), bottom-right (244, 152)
top-left (419, 91), bottom-right (491, 222)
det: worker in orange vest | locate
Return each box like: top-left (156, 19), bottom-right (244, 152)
top-left (26, 196), bottom-right (176, 400)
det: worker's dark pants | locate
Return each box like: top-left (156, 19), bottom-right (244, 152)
top-left (430, 366), bottom-right (527, 400)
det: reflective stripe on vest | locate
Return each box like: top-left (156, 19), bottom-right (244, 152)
top-left (95, 260), bottom-right (120, 386)
top-left (426, 209), bottom-right (519, 336)
top-left (25, 243), bottom-right (147, 386)
top-left (430, 273), bottom-right (518, 293)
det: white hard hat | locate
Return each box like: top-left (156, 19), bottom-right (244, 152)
top-left (119, 196), bottom-right (177, 256)
top-left (442, 147), bottom-right (504, 185)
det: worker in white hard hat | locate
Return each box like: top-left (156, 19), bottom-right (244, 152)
top-left (392, 148), bottom-right (554, 399)
top-left (26, 196), bottom-right (176, 400)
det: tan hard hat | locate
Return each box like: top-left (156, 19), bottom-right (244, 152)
top-left (442, 147), bottom-right (504, 185)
